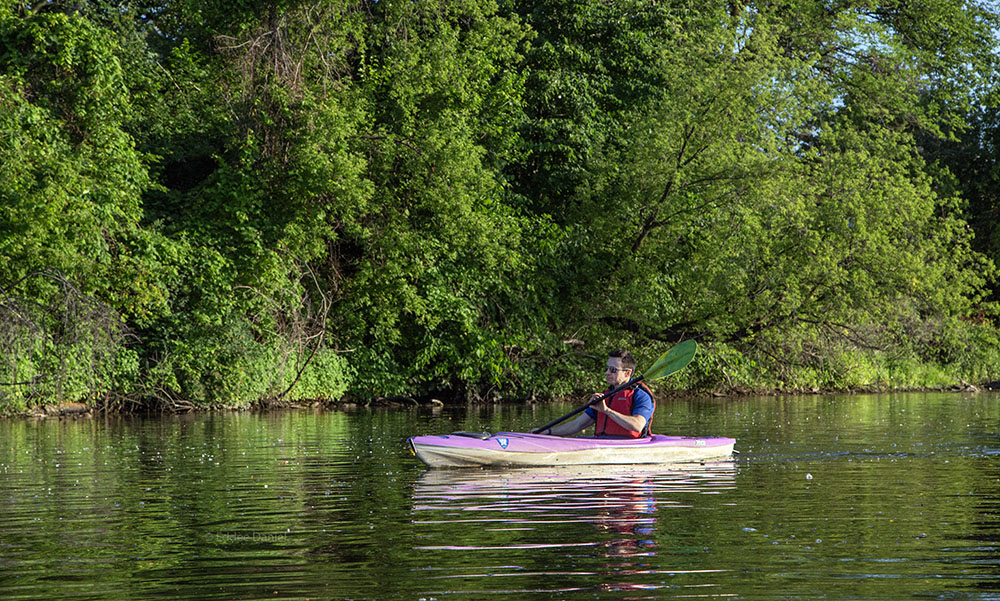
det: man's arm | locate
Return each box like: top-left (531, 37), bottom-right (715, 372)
top-left (542, 412), bottom-right (594, 436)
top-left (593, 397), bottom-right (648, 433)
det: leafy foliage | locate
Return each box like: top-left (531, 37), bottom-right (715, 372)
top-left (1, 0), bottom-right (998, 410)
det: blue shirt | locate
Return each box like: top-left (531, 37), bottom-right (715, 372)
top-left (585, 387), bottom-right (654, 422)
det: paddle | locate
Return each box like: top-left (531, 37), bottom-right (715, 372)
top-left (530, 339), bottom-right (698, 434)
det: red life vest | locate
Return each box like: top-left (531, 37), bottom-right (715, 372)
top-left (594, 383), bottom-right (655, 439)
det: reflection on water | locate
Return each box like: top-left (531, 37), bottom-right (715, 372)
top-left (410, 462), bottom-right (737, 596)
top-left (413, 462), bottom-right (736, 536)
top-left (0, 393), bottom-right (999, 600)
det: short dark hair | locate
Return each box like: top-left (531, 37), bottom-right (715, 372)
top-left (608, 350), bottom-right (636, 371)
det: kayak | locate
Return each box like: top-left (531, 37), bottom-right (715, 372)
top-left (408, 431), bottom-right (736, 468)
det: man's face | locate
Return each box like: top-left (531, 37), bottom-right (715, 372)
top-left (605, 357), bottom-right (632, 387)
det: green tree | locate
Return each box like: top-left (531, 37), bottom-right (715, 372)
top-left (516, 0), bottom-right (1000, 390)
top-left (332, 0), bottom-right (537, 398)
top-left (134, 0), bottom-right (538, 402)
top-left (2, 0), bottom-right (999, 411)
top-left (0, 5), bottom-right (169, 407)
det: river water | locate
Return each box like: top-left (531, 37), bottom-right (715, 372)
top-left (1, 392), bottom-right (999, 600)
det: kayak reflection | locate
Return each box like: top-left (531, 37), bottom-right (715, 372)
top-left (412, 460), bottom-right (737, 494)
top-left (410, 462), bottom-right (736, 594)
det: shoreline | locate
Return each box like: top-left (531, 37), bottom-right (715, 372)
top-left (7, 380), bottom-right (995, 419)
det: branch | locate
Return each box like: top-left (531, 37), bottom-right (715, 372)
top-left (0, 377), bottom-right (42, 387)
top-left (275, 261), bottom-right (333, 401)
top-left (596, 315), bottom-right (706, 344)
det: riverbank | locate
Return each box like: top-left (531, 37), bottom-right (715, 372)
top-left (10, 377), bottom-right (998, 419)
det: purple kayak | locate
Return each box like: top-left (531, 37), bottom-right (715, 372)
top-left (408, 431), bottom-right (736, 468)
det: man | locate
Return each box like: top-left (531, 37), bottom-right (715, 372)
top-left (540, 350), bottom-right (655, 438)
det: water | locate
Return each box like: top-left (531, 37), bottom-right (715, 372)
top-left (1, 392), bottom-right (999, 600)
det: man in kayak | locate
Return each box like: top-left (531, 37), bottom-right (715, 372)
top-left (540, 350), bottom-right (655, 438)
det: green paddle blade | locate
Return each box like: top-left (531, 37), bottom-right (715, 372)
top-left (642, 339), bottom-right (697, 380)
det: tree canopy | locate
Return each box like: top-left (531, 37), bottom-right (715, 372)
top-left (1, 0), bottom-right (998, 410)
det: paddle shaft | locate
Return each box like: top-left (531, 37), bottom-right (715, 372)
top-left (531, 375), bottom-right (646, 434)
